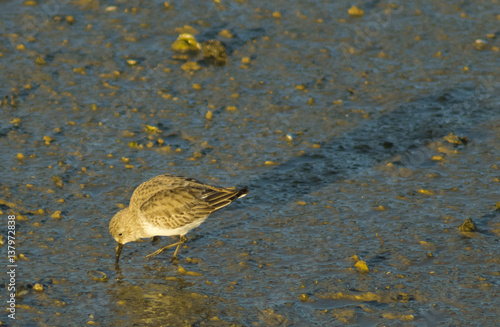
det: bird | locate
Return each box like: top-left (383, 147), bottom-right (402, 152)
top-left (109, 173), bottom-right (248, 265)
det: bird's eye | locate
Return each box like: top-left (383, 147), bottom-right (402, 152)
top-left (118, 233), bottom-right (123, 236)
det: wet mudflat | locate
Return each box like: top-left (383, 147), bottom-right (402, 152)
top-left (1, 0), bottom-right (499, 326)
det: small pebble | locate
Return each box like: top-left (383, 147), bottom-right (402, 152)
top-left (51, 211), bottom-right (62, 219)
top-left (458, 217), bottom-right (477, 232)
top-left (33, 283), bottom-right (44, 291)
top-left (348, 6), bottom-right (364, 17)
top-left (355, 260), bottom-right (369, 273)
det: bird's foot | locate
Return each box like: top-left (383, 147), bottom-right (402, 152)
top-left (145, 235), bottom-right (188, 261)
top-left (145, 241), bottom-right (181, 259)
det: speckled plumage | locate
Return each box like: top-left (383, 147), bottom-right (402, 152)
top-left (109, 173), bottom-right (248, 264)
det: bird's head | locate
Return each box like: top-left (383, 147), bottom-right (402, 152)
top-left (109, 208), bottom-right (141, 264)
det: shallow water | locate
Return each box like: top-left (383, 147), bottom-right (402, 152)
top-left (1, 0), bottom-right (499, 326)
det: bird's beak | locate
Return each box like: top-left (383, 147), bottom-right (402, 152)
top-left (115, 243), bottom-right (124, 265)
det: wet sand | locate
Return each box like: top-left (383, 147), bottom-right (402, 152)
top-left (1, 0), bottom-right (499, 325)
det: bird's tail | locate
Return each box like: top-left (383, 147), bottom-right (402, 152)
top-left (235, 187), bottom-right (249, 199)
top-left (206, 186), bottom-right (249, 211)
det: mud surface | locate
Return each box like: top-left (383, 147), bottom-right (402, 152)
top-left (1, 0), bottom-right (499, 326)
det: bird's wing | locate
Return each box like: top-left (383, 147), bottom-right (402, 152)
top-left (138, 186), bottom-right (213, 229)
top-left (138, 185), bottom-right (248, 230)
top-left (132, 174), bottom-right (248, 230)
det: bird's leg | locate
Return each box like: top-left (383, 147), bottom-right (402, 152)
top-left (171, 235), bottom-right (188, 260)
top-left (145, 235), bottom-right (187, 259)
top-left (145, 241), bottom-right (182, 259)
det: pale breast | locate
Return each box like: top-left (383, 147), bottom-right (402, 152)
top-left (141, 216), bottom-right (208, 238)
